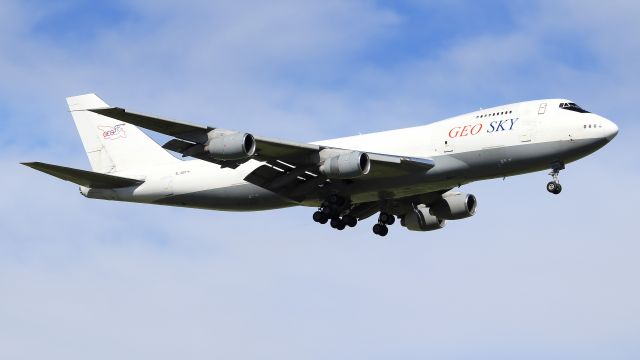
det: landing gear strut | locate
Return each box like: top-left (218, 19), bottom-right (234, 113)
top-left (546, 162), bottom-right (565, 195)
top-left (372, 212), bottom-right (395, 237)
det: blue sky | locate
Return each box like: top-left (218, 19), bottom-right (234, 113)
top-left (1, 1), bottom-right (639, 359)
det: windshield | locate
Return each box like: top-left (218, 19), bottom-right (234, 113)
top-left (559, 102), bottom-right (590, 113)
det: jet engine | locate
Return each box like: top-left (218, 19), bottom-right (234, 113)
top-left (205, 129), bottom-right (256, 160)
top-left (429, 192), bottom-right (477, 220)
top-left (319, 151), bottom-right (370, 179)
top-left (401, 205), bottom-right (446, 231)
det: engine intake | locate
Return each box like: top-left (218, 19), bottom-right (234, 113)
top-left (401, 205), bottom-right (446, 231)
top-left (319, 151), bottom-right (370, 179)
top-left (429, 193), bottom-right (477, 220)
top-left (205, 129), bottom-right (256, 160)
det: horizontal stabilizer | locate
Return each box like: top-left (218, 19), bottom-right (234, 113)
top-left (22, 162), bottom-right (144, 189)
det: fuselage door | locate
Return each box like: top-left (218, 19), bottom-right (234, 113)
top-left (160, 175), bottom-right (174, 197)
top-left (444, 139), bottom-right (453, 153)
top-left (519, 117), bottom-right (537, 143)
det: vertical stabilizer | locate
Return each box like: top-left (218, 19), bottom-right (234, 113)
top-left (67, 94), bottom-right (178, 173)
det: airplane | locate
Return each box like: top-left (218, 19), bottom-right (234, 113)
top-left (23, 94), bottom-right (618, 236)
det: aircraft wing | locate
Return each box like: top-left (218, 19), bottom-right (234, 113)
top-left (91, 107), bottom-right (434, 202)
top-left (91, 107), bottom-right (321, 168)
top-left (22, 162), bottom-right (144, 188)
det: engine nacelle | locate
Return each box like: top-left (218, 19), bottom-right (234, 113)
top-left (401, 205), bottom-right (446, 232)
top-left (205, 129), bottom-right (256, 160)
top-left (429, 192), bottom-right (477, 220)
top-left (319, 151), bottom-right (370, 179)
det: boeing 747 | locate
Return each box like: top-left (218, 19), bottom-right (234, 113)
top-left (23, 94), bottom-right (618, 236)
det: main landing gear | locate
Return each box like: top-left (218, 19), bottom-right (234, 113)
top-left (546, 162), bottom-right (565, 195)
top-left (372, 212), bottom-right (395, 237)
top-left (312, 195), bottom-right (396, 236)
top-left (312, 195), bottom-right (358, 231)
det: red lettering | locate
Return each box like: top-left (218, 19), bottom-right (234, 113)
top-left (449, 123), bottom-right (483, 138)
top-left (470, 123), bottom-right (483, 135)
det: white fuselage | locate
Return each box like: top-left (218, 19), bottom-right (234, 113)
top-left (82, 98), bottom-right (618, 210)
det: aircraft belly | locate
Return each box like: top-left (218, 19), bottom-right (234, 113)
top-left (152, 183), bottom-right (296, 211)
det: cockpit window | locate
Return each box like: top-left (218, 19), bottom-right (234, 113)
top-left (559, 102), bottom-right (590, 113)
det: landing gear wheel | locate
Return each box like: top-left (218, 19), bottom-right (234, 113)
top-left (546, 181), bottom-right (562, 195)
top-left (554, 183), bottom-right (562, 194)
top-left (547, 162), bottom-right (565, 195)
top-left (313, 211), bottom-right (328, 224)
top-left (372, 223), bottom-right (388, 236)
top-left (379, 212), bottom-right (395, 225)
top-left (330, 218), bottom-right (346, 230)
top-left (342, 215), bottom-right (358, 227)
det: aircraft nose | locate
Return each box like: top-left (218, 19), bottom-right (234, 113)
top-left (603, 118), bottom-right (619, 141)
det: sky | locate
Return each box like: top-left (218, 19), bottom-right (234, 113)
top-left (1, 1), bottom-right (639, 359)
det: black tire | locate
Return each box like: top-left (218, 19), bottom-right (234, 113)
top-left (386, 215), bottom-right (395, 225)
top-left (330, 218), bottom-right (345, 230)
top-left (312, 211), bottom-right (323, 223)
top-left (554, 183), bottom-right (563, 194)
top-left (373, 223), bottom-right (388, 236)
top-left (318, 212), bottom-right (329, 224)
top-left (546, 181), bottom-right (557, 193)
top-left (379, 212), bottom-right (387, 223)
top-left (343, 215), bottom-right (357, 227)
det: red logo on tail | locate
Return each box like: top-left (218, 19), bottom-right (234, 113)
top-left (99, 124), bottom-right (127, 140)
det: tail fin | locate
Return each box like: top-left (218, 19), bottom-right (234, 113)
top-left (67, 94), bottom-right (178, 173)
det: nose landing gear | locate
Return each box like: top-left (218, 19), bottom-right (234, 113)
top-left (546, 162), bottom-right (565, 195)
